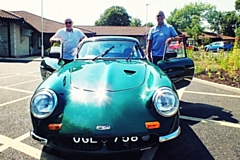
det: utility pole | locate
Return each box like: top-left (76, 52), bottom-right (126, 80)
top-left (41, 0), bottom-right (44, 58)
top-left (146, 3), bottom-right (150, 47)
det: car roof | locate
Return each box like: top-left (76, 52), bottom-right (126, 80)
top-left (82, 36), bottom-right (140, 43)
top-left (212, 41), bottom-right (230, 43)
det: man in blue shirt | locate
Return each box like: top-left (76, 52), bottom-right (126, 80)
top-left (146, 11), bottom-right (178, 65)
top-left (50, 18), bottom-right (86, 64)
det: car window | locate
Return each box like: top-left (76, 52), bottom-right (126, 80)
top-left (224, 42), bottom-right (231, 45)
top-left (165, 41), bottom-right (185, 58)
top-left (77, 40), bottom-right (144, 59)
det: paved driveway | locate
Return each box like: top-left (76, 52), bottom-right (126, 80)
top-left (0, 60), bottom-right (239, 160)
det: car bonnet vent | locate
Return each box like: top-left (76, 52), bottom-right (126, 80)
top-left (124, 70), bottom-right (136, 75)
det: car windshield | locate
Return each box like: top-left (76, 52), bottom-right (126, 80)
top-left (77, 40), bottom-right (144, 59)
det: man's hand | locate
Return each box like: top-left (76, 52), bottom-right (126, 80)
top-left (165, 37), bottom-right (172, 46)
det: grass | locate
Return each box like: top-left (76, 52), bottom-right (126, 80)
top-left (187, 39), bottom-right (240, 78)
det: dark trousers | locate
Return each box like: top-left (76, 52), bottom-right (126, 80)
top-left (152, 56), bottom-right (163, 65)
top-left (62, 59), bottom-right (74, 64)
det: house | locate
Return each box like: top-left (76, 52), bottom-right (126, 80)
top-left (0, 10), bottom-right (96, 57)
top-left (182, 31), bottom-right (236, 46)
top-left (76, 25), bottom-right (149, 47)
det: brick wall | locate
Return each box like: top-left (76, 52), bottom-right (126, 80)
top-left (10, 23), bottom-right (30, 57)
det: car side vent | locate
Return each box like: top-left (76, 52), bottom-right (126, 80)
top-left (124, 70), bottom-right (136, 75)
top-left (63, 76), bottom-right (66, 86)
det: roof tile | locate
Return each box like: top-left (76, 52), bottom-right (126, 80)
top-left (0, 10), bottom-right (22, 19)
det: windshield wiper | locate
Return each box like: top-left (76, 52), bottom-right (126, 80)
top-left (126, 50), bottom-right (133, 62)
top-left (92, 46), bottom-right (114, 61)
top-left (126, 45), bottom-right (138, 61)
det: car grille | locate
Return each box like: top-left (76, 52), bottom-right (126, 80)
top-left (49, 134), bottom-right (159, 152)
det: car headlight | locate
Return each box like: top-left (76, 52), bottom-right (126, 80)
top-left (30, 89), bottom-right (58, 119)
top-left (152, 87), bottom-right (179, 117)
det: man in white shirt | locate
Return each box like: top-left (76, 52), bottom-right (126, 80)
top-left (50, 18), bottom-right (86, 64)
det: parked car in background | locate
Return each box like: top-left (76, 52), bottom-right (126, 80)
top-left (204, 41), bottom-right (233, 52)
top-left (168, 41), bottom-right (181, 52)
top-left (30, 36), bottom-right (194, 154)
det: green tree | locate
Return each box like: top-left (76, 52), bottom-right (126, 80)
top-left (143, 22), bottom-right (154, 27)
top-left (130, 17), bottom-right (142, 26)
top-left (185, 15), bottom-right (204, 40)
top-left (236, 0), bottom-right (240, 11)
top-left (95, 6), bottom-right (131, 26)
top-left (205, 10), bottom-right (223, 33)
top-left (235, 0), bottom-right (240, 38)
top-left (221, 11), bottom-right (238, 36)
top-left (167, 2), bottom-right (216, 32)
top-left (207, 10), bottom-right (238, 36)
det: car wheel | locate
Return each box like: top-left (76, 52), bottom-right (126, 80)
top-left (204, 48), bottom-right (209, 52)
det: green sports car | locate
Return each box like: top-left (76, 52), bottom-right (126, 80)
top-left (30, 36), bottom-right (194, 153)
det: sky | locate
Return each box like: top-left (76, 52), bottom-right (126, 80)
top-left (0, 0), bottom-right (236, 26)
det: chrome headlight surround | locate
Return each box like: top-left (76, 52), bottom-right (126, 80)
top-left (30, 89), bottom-right (58, 119)
top-left (152, 87), bottom-right (179, 117)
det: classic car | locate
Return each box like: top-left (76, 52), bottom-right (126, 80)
top-left (30, 36), bottom-right (194, 154)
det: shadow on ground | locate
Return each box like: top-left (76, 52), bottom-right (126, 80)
top-left (153, 101), bottom-right (238, 160)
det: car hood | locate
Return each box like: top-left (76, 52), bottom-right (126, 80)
top-left (70, 60), bottom-right (146, 91)
top-left (41, 60), bottom-right (173, 135)
top-left (60, 87), bottom-right (154, 135)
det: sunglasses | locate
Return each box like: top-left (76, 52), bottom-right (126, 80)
top-left (65, 21), bottom-right (72, 24)
top-left (156, 14), bottom-right (164, 18)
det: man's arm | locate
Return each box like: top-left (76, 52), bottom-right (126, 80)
top-left (79, 36), bottom-right (87, 42)
top-left (165, 25), bottom-right (179, 45)
top-left (50, 37), bottom-right (61, 43)
top-left (49, 30), bottom-right (61, 43)
top-left (165, 36), bottom-right (182, 45)
top-left (146, 40), bottom-right (152, 62)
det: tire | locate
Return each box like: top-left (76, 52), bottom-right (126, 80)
top-left (204, 47), bottom-right (209, 52)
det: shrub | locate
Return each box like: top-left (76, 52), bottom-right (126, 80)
top-left (189, 38), bottom-right (240, 77)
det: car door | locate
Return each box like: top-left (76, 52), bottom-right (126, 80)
top-left (157, 41), bottom-right (194, 89)
top-left (212, 42), bottom-right (220, 51)
top-left (40, 42), bottom-right (64, 80)
top-left (208, 42), bottom-right (215, 51)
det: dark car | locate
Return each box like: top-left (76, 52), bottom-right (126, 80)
top-left (204, 41), bottom-right (233, 52)
top-left (30, 36), bottom-right (194, 154)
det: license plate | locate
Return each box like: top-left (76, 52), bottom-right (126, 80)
top-left (73, 136), bottom-right (139, 144)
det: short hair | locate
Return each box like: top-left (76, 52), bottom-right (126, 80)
top-left (157, 11), bottom-right (165, 17)
top-left (64, 18), bottom-right (73, 23)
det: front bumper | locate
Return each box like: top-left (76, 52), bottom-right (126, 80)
top-left (30, 130), bottom-right (48, 145)
top-left (31, 127), bottom-right (181, 144)
top-left (159, 126), bottom-right (181, 142)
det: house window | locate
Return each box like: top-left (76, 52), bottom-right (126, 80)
top-left (38, 37), bottom-right (41, 48)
